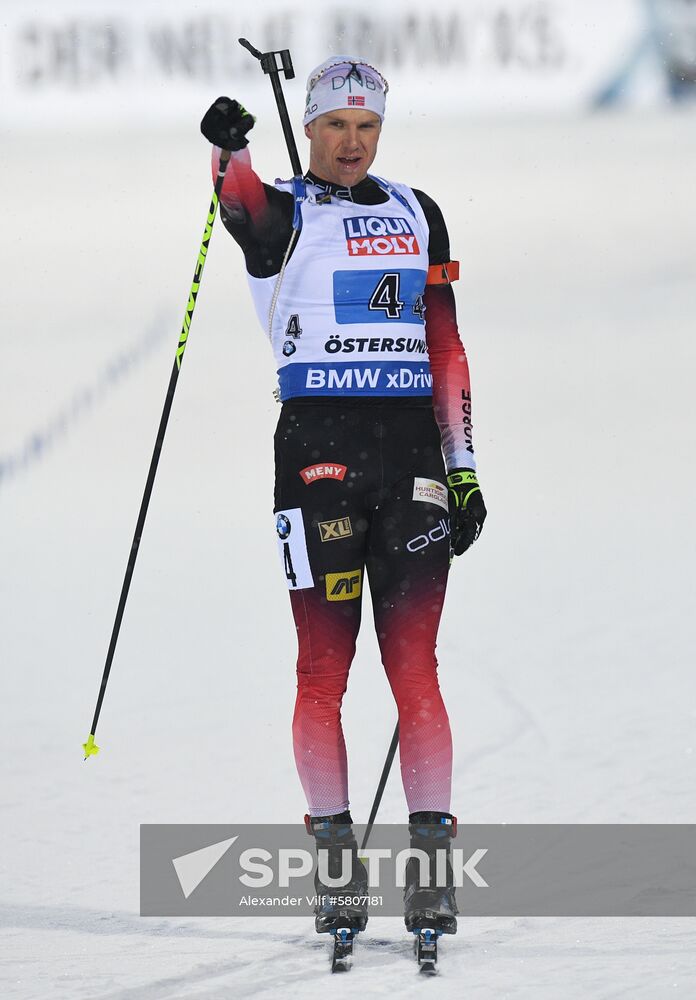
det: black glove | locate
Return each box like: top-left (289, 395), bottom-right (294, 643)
top-left (200, 97), bottom-right (255, 151)
top-left (447, 468), bottom-right (487, 556)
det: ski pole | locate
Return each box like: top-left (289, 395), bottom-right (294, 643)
top-left (238, 38), bottom-right (303, 177)
top-left (82, 149), bottom-right (232, 760)
top-left (360, 722), bottom-right (399, 852)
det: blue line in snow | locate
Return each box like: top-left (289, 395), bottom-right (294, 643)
top-left (0, 311), bottom-right (173, 489)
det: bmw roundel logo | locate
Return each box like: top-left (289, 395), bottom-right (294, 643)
top-left (282, 340), bottom-right (296, 357)
top-left (276, 514), bottom-right (291, 540)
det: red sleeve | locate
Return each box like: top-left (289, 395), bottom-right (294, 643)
top-left (424, 283), bottom-right (476, 471)
top-left (211, 146), bottom-right (269, 223)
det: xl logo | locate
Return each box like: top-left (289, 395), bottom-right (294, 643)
top-left (407, 518), bottom-right (450, 553)
top-left (325, 569), bottom-right (362, 601)
top-left (318, 517), bottom-right (353, 542)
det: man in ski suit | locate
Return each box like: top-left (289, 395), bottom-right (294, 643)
top-left (201, 56), bottom-right (487, 937)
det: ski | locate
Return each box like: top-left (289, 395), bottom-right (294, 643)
top-left (331, 927), bottom-right (358, 972)
top-left (413, 927), bottom-right (440, 975)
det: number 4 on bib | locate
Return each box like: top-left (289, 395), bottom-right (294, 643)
top-left (369, 273), bottom-right (404, 319)
top-left (274, 508), bottom-right (314, 591)
top-left (285, 314), bottom-right (302, 339)
top-left (283, 543), bottom-right (297, 587)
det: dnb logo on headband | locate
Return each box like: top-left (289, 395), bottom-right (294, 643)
top-left (331, 67), bottom-right (379, 94)
top-left (343, 216), bottom-right (420, 257)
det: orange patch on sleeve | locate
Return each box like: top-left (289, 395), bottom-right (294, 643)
top-left (426, 260), bottom-right (460, 285)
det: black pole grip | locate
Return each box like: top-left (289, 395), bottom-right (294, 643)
top-left (238, 38), bottom-right (302, 178)
top-left (280, 49), bottom-right (295, 80)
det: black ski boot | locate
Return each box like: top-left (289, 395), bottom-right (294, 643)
top-left (403, 810), bottom-right (458, 935)
top-left (305, 811), bottom-right (369, 935)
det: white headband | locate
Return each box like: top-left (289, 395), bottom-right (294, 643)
top-left (303, 55), bottom-right (388, 126)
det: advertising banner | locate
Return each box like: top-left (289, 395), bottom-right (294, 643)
top-left (0, 0), bottom-right (675, 125)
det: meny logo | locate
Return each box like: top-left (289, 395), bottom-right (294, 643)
top-left (343, 216), bottom-right (420, 257)
top-left (299, 463), bottom-right (348, 484)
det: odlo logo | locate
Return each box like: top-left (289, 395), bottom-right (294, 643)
top-left (325, 568), bottom-right (362, 601)
top-left (407, 518), bottom-right (450, 553)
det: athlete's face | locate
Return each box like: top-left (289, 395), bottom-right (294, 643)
top-left (304, 109), bottom-right (381, 187)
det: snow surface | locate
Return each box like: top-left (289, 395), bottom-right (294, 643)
top-left (2, 111), bottom-right (696, 998)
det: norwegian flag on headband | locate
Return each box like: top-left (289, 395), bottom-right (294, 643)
top-left (347, 96), bottom-right (365, 106)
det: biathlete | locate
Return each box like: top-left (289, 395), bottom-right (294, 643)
top-left (200, 55), bottom-right (487, 937)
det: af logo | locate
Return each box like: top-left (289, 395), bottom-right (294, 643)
top-left (276, 514), bottom-right (291, 540)
top-left (282, 340), bottom-right (296, 357)
top-left (325, 568), bottom-right (362, 601)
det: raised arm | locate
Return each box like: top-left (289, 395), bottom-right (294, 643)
top-left (201, 97), bottom-right (294, 277)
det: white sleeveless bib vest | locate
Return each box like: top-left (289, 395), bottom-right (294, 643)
top-left (247, 176), bottom-right (433, 400)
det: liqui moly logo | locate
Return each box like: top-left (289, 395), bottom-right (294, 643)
top-left (344, 216), bottom-right (420, 256)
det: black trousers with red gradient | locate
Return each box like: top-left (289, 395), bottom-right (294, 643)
top-left (273, 398), bottom-right (453, 818)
